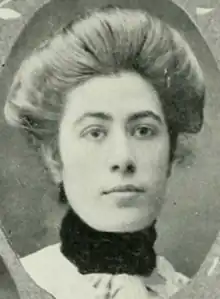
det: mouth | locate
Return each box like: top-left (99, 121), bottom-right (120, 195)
top-left (102, 184), bottom-right (145, 195)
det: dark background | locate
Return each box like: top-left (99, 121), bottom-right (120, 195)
top-left (1, 0), bottom-right (220, 297)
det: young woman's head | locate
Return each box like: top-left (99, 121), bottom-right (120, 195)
top-left (4, 8), bottom-right (205, 233)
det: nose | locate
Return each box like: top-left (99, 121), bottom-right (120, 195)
top-left (109, 138), bottom-right (136, 175)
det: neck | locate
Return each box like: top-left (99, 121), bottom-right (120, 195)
top-left (59, 207), bottom-right (157, 276)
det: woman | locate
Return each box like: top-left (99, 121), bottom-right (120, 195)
top-left (4, 6), bottom-right (205, 299)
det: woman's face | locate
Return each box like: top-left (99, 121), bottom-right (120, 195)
top-left (58, 71), bottom-right (170, 232)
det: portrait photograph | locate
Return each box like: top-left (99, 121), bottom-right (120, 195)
top-left (0, 0), bottom-right (220, 298)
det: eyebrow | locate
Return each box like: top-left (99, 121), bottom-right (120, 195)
top-left (73, 110), bottom-right (163, 125)
top-left (127, 111), bottom-right (163, 124)
top-left (74, 112), bottom-right (112, 125)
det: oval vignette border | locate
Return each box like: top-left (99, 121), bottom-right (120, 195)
top-left (0, 0), bottom-right (220, 297)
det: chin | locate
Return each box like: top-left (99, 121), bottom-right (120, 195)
top-left (90, 215), bottom-right (153, 233)
top-left (79, 205), bottom-right (156, 232)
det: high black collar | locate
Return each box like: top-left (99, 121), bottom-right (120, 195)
top-left (59, 207), bottom-right (157, 276)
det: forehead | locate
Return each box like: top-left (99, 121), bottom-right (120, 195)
top-left (64, 71), bottom-right (164, 119)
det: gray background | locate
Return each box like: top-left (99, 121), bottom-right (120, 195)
top-left (1, 0), bottom-right (220, 297)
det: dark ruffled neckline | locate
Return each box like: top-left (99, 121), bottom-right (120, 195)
top-left (59, 207), bottom-right (157, 277)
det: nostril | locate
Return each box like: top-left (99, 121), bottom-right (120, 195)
top-left (127, 163), bottom-right (136, 173)
top-left (111, 165), bottom-right (120, 171)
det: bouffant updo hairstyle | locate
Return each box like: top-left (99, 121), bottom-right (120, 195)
top-left (4, 7), bottom-right (205, 183)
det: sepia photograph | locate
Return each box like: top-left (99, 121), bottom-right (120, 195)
top-left (0, 0), bottom-right (220, 298)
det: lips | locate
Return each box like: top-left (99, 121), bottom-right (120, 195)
top-left (102, 184), bottom-right (145, 195)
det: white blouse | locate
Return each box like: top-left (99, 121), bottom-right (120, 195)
top-left (20, 243), bottom-right (190, 299)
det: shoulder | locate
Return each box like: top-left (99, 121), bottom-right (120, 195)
top-left (21, 243), bottom-right (77, 283)
top-left (152, 255), bottom-right (190, 297)
top-left (157, 255), bottom-right (190, 285)
top-left (20, 243), bottom-right (96, 299)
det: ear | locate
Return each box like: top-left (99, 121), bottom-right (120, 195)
top-left (40, 144), bottom-right (63, 184)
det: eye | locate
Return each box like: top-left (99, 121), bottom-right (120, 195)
top-left (81, 126), bottom-right (107, 141)
top-left (132, 125), bottom-right (157, 139)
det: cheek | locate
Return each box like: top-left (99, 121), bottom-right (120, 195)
top-left (60, 128), bottom-right (98, 172)
top-left (60, 139), bottom-right (102, 196)
top-left (62, 150), bottom-right (95, 185)
top-left (143, 140), bottom-right (170, 207)
top-left (137, 138), bottom-right (170, 178)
